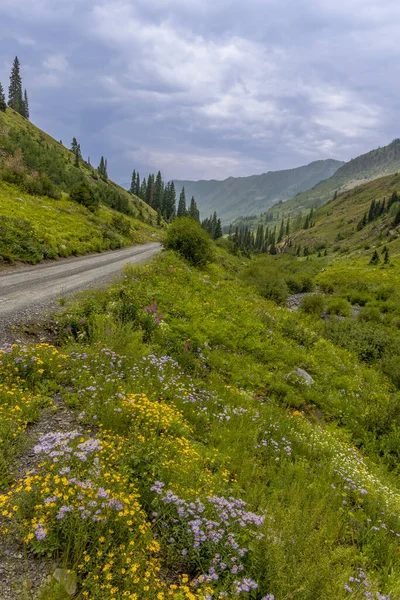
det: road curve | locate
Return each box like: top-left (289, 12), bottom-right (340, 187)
top-left (0, 242), bottom-right (162, 327)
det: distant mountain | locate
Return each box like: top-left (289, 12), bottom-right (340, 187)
top-left (173, 159), bottom-right (344, 224)
top-left (266, 139), bottom-right (400, 219)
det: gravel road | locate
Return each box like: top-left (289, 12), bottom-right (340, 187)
top-left (0, 242), bottom-right (161, 340)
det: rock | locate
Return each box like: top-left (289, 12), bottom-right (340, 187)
top-left (53, 568), bottom-right (77, 596)
top-left (293, 368), bottom-right (315, 386)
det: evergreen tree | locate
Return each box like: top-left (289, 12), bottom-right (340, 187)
top-left (8, 56), bottom-right (24, 115)
top-left (394, 208), bottom-right (400, 227)
top-left (384, 247), bottom-right (390, 264)
top-left (130, 169), bottom-right (137, 194)
top-left (23, 89), bottom-right (29, 119)
top-left (145, 174), bottom-right (155, 206)
top-left (136, 173), bottom-right (140, 197)
top-left (153, 171), bottom-right (164, 211)
top-left (140, 178), bottom-right (147, 201)
top-left (189, 196), bottom-right (200, 222)
top-left (278, 219), bottom-right (285, 242)
top-left (214, 218), bottom-right (222, 240)
top-left (177, 187), bottom-right (187, 217)
top-left (369, 250), bottom-right (380, 265)
top-left (0, 82), bottom-right (6, 112)
top-left (285, 218), bottom-right (290, 236)
top-left (98, 156), bottom-right (107, 178)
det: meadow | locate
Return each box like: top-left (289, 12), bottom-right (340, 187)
top-left (1, 240), bottom-right (400, 599)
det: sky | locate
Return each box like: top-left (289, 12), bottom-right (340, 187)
top-left (0, 0), bottom-right (399, 186)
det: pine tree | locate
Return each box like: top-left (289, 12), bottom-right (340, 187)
top-left (23, 89), bottom-right (29, 119)
top-left (177, 187), bottom-right (187, 217)
top-left (278, 219), bottom-right (285, 242)
top-left (214, 219), bottom-right (222, 240)
top-left (189, 196), bottom-right (200, 222)
top-left (130, 170), bottom-right (137, 194)
top-left (369, 250), bottom-right (380, 265)
top-left (136, 173), bottom-right (140, 197)
top-left (394, 208), bottom-right (400, 227)
top-left (384, 247), bottom-right (390, 264)
top-left (153, 171), bottom-right (164, 211)
top-left (165, 182), bottom-right (176, 220)
top-left (0, 82), bottom-right (6, 112)
top-left (8, 57), bottom-right (24, 115)
top-left (140, 178), bottom-right (147, 201)
top-left (285, 219), bottom-right (290, 236)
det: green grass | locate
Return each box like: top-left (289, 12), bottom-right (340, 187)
top-left (0, 180), bottom-right (159, 263)
top-left (0, 108), bottom-right (160, 263)
top-left (2, 245), bottom-right (400, 598)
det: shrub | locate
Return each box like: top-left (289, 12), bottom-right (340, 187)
top-left (300, 293), bottom-right (326, 315)
top-left (326, 297), bottom-right (352, 317)
top-left (70, 181), bottom-right (99, 212)
top-left (164, 217), bottom-right (214, 266)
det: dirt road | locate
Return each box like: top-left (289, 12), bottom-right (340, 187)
top-left (0, 242), bottom-right (161, 336)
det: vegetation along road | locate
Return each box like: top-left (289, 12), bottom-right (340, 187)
top-left (0, 242), bottom-right (161, 328)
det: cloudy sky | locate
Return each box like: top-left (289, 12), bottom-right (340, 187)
top-left (0, 0), bottom-right (398, 185)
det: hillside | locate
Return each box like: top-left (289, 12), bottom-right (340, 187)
top-left (265, 138), bottom-right (400, 221)
top-left (0, 109), bottom-right (159, 263)
top-left (173, 159), bottom-right (343, 224)
top-left (3, 236), bottom-right (400, 598)
top-left (284, 172), bottom-right (400, 255)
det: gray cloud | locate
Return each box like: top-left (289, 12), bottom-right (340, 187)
top-left (0, 0), bottom-right (398, 184)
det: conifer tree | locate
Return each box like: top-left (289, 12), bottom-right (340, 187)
top-left (140, 178), bottom-right (147, 201)
top-left (285, 218), bottom-right (290, 236)
top-left (136, 173), bottom-right (140, 197)
top-left (214, 218), bottom-right (222, 240)
top-left (189, 196), bottom-right (200, 222)
top-left (278, 219), bottom-right (285, 242)
top-left (165, 182), bottom-right (176, 220)
top-left (130, 170), bottom-right (137, 194)
top-left (153, 171), bottom-right (164, 211)
top-left (23, 89), bottom-right (29, 119)
top-left (8, 57), bottom-right (24, 115)
top-left (384, 247), bottom-right (390, 264)
top-left (0, 82), bottom-right (6, 112)
top-left (369, 250), bottom-right (380, 265)
top-left (394, 208), bottom-right (400, 227)
top-left (177, 187), bottom-right (187, 217)
top-left (145, 174), bottom-right (155, 206)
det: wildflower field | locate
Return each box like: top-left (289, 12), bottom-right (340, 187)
top-left (2, 247), bottom-right (400, 599)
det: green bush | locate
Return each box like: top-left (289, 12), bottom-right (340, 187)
top-left (300, 293), bottom-right (326, 315)
top-left (164, 217), bottom-right (214, 266)
top-left (70, 181), bottom-right (99, 212)
top-left (242, 261), bottom-right (289, 304)
top-left (326, 297), bottom-right (352, 317)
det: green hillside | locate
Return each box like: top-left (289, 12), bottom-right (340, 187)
top-left (173, 159), bottom-right (343, 224)
top-left (269, 139), bottom-right (400, 219)
top-left (0, 109), bottom-right (159, 264)
top-left (284, 172), bottom-right (400, 255)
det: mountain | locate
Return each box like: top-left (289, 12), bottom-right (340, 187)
top-left (0, 108), bottom-right (158, 263)
top-left (282, 171), bottom-right (400, 255)
top-left (266, 138), bottom-right (400, 220)
top-left (173, 159), bottom-right (344, 224)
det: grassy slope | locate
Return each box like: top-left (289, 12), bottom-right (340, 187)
top-left (286, 172), bottom-right (400, 255)
top-left (2, 246), bottom-right (400, 598)
top-left (0, 109), bottom-right (159, 263)
top-left (234, 139), bottom-right (400, 230)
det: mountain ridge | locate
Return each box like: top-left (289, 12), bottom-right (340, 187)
top-left (173, 158), bottom-right (344, 224)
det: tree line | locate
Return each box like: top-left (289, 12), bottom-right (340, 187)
top-left (128, 167), bottom-right (223, 236)
top-left (0, 56), bottom-right (30, 118)
top-left (357, 192), bottom-right (400, 230)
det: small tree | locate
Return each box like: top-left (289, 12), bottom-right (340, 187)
top-left (383, 247), bottom-right (390, 264)
top-left (23, 89), bottom-right (29, 119)
top-left (177, 187), bottom-right (187, 217)
top-left (0, 82), bottom-right (6, 112)
top-left (369, 250), bottom-right (380, 265)
top-left (8, 56), bottom-right (24, 115)
top-left (164, 217), bottom-right (214, 266)
top-left (394, 208), bottom-right (400, 227)
top-left (70, 181), bottom-right (99, 211)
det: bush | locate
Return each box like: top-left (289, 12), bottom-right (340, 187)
top-left (300, 293), bottom-right (326, 315)
top-left (164, 217), bottom-right (214, 266)
top-left (70, 181), bottom-right (99, 212)
top-left (326, 297), bottom-right (352, 317)
top-left (242, 262), bottom-right (289, 304)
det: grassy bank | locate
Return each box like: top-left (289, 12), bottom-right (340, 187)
top-left (1, 245), bottom-right (400, 599)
